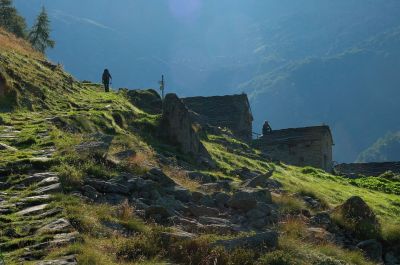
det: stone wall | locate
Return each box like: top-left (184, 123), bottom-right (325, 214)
top-left (254, 126), bottom-right (333, 171)
top-left (182, 94), bottom-right (253, 142)
top-left (335, 162), bottom-right (400, 177)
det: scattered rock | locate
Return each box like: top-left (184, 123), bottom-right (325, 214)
top-left (147, 168), bottom-right (176, 187)
top-left (189, 204), bottom-right (220, 217)
top-left (186, 171), bottom-right (216, 183)
top-left (166, 185), bottom-right (191, 202)
top-left (356, 239), bottom-right (383, 262)
top-left (38, 218), bottom-right (72, 234)
top-left (0, 142), bottom-right (17, 151)
top-left (35, 255), bottom-right (77, 265)
top-left (242, 176), bottom-right (269, 188)
top-left (213, 230), bottom-right (278, 250)
top-left (34, 183), bottom-right (61, 194)
top-left (16, 204), bottom-right (48, 216)
top-left (385, 251), bottom-right (400, 265)
top-left (161, 230), bottom-right (197, 242)
top-left (145, 205), bottom-right (171, 222)
top-left (310, 212), bottom-right (333, 230)
top-left (231, 167), bottom-right (261, 180)
top-left (85, 179), bottom-right (130, 195)
top-left (228, 191), bottom-right (257, 211)
top-left (213, 192), bottom-right (230, 208)
top-left (22, 172), bottom-right (58, 186)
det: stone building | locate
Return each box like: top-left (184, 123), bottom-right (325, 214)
top-left (182, 94), bottom-right (253, 142)
top-left (254, 126), bottom-right (334, 171)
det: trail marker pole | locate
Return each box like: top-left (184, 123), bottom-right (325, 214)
top-left (159, 75), bottom-right (165, 100)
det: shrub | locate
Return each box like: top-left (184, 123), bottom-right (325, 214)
top-left (228, 248), bottom-right (257, 265)
top-left (116, 232), bottom-right (163, 262)
top-left (257, 250), bottom-right (299, 265)
top-left (55, 163), bottom-right (83, 191)
top-left (273, 194), bottom-right (306, 215)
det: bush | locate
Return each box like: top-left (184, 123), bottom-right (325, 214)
top-left (273, 194), bottom-right (306, 215)
top-left (55, 163), bottom-right (83, 191)
top-left (257, 250), bottom-right (299, 265)
top-left (116, 232), bottom-right (163, 262)
top-left (229, 248), bottom-right (257, 265)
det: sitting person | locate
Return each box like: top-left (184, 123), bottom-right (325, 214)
top-left (262, 120), bottom-right (272, 135)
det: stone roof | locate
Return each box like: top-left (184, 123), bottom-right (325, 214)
top-left (261, 125), bottom-right (333, 145)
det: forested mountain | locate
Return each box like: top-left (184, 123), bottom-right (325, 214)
top-left (357, 132), bottom-right (400, 163)
top-left (13, 0), bottom-right (400, 162)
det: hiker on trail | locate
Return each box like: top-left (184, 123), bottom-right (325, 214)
top-left (262, 120), bottom-right (272, 135)
top-left (102, 69), bottom-right (112, 92)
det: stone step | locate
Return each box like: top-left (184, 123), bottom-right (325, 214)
top-left (34, 183), bottom-right (61, 195)
top-left (37, 218), bottom-right (73, 234)
top-left (16, 204), bottom-right (49, 216)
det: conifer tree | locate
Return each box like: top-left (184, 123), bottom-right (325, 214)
top-left (0, 0), bottom-right (27, 38)
top-left (29, 7), bottom-right (55, 53)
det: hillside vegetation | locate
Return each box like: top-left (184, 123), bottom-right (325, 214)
top-left (0, 30), bottom-right (399, 265)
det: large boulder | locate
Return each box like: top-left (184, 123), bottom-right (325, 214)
top-left (159, 93), bottom-right (212, 164)
top-left (333, 196), bottom-right (381, 239)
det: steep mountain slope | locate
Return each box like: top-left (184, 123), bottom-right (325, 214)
top-left (357, 132), bottom-right (400, 163)
top-left (1, 29), bottom-right (400, 265)
top-left (243, 27), bottom-right (400, 162)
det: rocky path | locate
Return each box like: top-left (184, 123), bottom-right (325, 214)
top-left (0, 125), bottom-right (78, 265)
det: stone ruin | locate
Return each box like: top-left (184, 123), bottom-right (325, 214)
top-left (182, 94), bottom-right (254, 142)
top-left (254, 126), bottom-right (334, 172)
top-left (159, 93), bottom-right (213, 166)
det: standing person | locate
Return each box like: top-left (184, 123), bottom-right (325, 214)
top-left (102, 69), bottom-right (112, 92)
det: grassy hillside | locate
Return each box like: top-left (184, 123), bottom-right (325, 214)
top-left (1, 29), bottom-right (399, 265)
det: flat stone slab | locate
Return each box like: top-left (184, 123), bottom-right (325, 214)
top-left (38, 177), bottom-right (60, 186)
top-left (34, 183), bottom-right (61, 194)
top-left (38, 218), bottom-right (72, 234)
top-left (21, 195), bottom-right (52, 203)
top-left (22, 172), bottom-right (58, 186)
top-left (35, 255), bottom-right (77, 265)
top-left (0, 142), bottom-right (17, 151)
top-left (17, 204), bottom-right (49, 216)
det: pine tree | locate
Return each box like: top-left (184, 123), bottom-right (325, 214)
top-left (29, 7), bottom-right (55, 53)
top-left (0, 0), bottom-right (27, 38)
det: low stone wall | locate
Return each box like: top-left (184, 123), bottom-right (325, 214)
top-left (335, 162), bottom-right (400, 177)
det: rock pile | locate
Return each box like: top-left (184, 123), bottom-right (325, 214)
top-left (80, 167), bottom-right (279, 234)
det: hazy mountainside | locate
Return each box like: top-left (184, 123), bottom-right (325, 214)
top-left (13, 0), bottom-right (400, 162)
top-left (357, 132), bottom-right (400, 163)
top-left (244, 27), bottom-right (400, 162)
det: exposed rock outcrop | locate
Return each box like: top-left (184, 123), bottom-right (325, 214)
top-left (159, 93), bottom-right (212, 165)
top-left (125, 89), bottom-right (162, 114)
